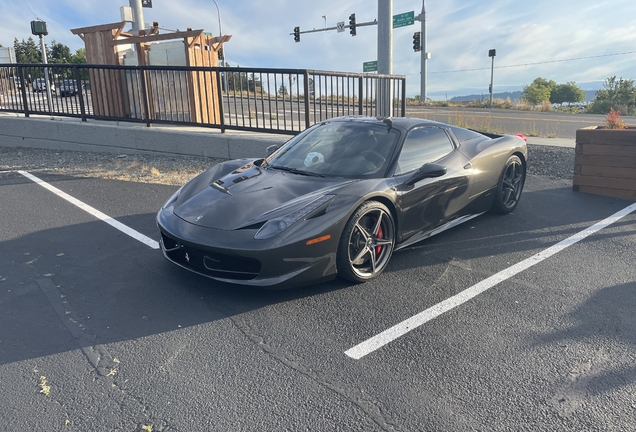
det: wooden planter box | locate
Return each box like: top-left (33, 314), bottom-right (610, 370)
top-left (573, 126), bottom-right (636, 200)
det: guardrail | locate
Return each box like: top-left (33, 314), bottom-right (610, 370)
top-left (0, 63), bottom-right (406, 135)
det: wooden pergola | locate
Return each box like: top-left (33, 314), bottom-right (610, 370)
top-left (71, 22), bottom-right (231, 122)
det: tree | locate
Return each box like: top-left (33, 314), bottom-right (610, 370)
top-left (278, 84), bottom-right (288, 97)
top-left (70, 48), bottom-right (86, 65)
top-left (50, 41), bottom-right (72, 63)
top-left (550, 82), bottom-right (585, 105)
top-left (522, 77), bottom-right (556, 105)
top-left (587, 76), bottom-right (636, 114)
top-left (14, 37), bottom-right (42, 63)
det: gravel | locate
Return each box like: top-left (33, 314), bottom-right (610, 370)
top-left (0, 143), bottom-right (575, 185)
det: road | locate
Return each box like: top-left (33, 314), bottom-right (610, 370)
top-left (405, 106), bottom-right (608, 138)
top-left (1, 169), bottom-right (635, 431)
top-left (2, 88), bottom-right (611, 138)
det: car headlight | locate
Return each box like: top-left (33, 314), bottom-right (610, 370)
top-left (254, 195), bottom-right (334, 239)
top-left (162, 186), bottom-right (183, 209)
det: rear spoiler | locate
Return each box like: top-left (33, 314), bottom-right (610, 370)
top-left (470, 129), bottom-right (527, 142)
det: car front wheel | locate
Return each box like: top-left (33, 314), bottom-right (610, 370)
top-left (491, 154), bottom-right (525, 214)
top-left (337, 201), bottom-right (395, 282)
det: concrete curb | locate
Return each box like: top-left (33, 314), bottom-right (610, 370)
top-left (0, 116), bottom-right (290, 159)
top-left (0, 115), bottom-right (576, 159)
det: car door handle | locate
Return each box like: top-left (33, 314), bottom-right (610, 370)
top-left (463, 162), bottom-right (472, 169)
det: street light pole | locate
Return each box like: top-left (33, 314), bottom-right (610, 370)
top-left (212, 0), bottom-right (226, 67)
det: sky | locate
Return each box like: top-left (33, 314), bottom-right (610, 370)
top-left (1, 0), bottom-right (635, 99)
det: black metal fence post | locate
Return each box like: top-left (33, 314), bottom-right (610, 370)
top-left (138, 66), bottom-right (152, 127)
top-left (215, 67), bottom-right (226, 133)
top-left (358, 76), bottom-right (363, 115)
top-left (401, 77), bottom-right (406, 116)
top-left (17, 66), bottom-right (29, 118)
top-left (303, 70), bottom-right (310, 130)
top-left (74, 66), bottom-right (87, 122)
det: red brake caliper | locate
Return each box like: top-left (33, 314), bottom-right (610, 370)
top-left (375, 225), bottom-right (383, 255)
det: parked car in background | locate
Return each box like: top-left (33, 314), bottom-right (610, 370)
top-left (32, 78), bottom-right (55, 93)
top-left (14, 77), bottom-right (22, 90)
top-left (59, 79), bottom-right (78, 97)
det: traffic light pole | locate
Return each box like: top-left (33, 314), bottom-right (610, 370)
top-left (290, 1), bottom-right (394, 116)
top-left (419, 0), bottom-right (427, 104)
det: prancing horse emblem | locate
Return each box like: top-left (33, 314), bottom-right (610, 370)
top-left (185, 253), bottom-right (190, 263)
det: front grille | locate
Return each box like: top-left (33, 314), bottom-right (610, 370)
top-left (161, 232), bottom-right (261, 281)
top-left (161, 233), bottom-right (179, 250)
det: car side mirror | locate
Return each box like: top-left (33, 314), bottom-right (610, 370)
top-left (266, 145), bottom-right (280, 157)
top-left (405, 163), bottom-right (447, 186)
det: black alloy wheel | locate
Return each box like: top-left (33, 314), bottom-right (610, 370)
top-left (337, 201), bottom-right (395, 282)
top-left (491, 154), bottom-right (525, 214)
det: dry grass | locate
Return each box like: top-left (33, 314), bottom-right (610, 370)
top-left (0, 148), bottom-right (219, 186)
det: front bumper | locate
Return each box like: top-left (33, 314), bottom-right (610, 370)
top-left (156, 207), bottom-right (343, 289)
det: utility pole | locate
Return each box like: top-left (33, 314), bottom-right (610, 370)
top-left (377, 0), bottom-right (393, 117)
top-left (488, 49), bottom-right (496, 108)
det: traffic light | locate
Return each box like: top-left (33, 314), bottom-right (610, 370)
top-left (413, 31), bottom-right (421, 52)
top-left (218, 47), bottom-right (224, 61)
top-left (293, 26), bottom-right (300, 43)
top-left (349, 14), bottom-right (356, 36)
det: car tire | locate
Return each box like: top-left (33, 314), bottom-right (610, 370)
top-left (337, 201), bottom-right (395, 282)
top-left (490, 154), bottom-right (525, 214)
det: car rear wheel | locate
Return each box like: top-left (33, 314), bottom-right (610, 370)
top-left (491, 155), bottom-right (525, 214)
top-left (337, 201), bottom-right (395, 282)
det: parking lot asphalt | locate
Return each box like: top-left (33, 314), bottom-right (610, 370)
top-left (1, 170), bottom-right (635, 431)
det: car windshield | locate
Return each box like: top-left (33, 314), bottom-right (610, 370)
top-left (267, 121), bottom-right (400, 178)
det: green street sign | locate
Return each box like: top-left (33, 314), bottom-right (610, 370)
top-left (363, 61), bottom-right (378, 72)
top-left (393, 11), bottom-right (415, 28)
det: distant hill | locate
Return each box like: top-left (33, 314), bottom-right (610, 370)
top-left (450, 91), bottom-right (523, 103)
top-left (449, 90), bottom-right (598, 103)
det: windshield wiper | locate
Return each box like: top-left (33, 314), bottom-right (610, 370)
top-left (268, 165), bottom-right (326, 177)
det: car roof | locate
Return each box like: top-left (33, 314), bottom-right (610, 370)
top-left (325, 115), bottom-right (452, 131)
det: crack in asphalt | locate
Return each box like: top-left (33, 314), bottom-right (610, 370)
top-left (35, 277), bottom-right (174, 431)
top-left (228, 314), bottom-right (403, 432)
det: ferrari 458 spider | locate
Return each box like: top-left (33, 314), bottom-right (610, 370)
top-left (157, 116), bottom-right (527, 288)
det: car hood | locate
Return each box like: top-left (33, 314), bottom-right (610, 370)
top-left (173, 163), bottom-right (357, 230)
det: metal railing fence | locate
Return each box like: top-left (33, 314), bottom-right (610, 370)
top-left (0, 63), bottom-right (406, 135)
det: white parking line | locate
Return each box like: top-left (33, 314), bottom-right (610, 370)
top-left (345, 202), bottom-right (636, 360)
top-left (17, 170), bottom-right (160, 250)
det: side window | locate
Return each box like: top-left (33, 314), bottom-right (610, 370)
top-left (394, 128), bottom-right (454, 175)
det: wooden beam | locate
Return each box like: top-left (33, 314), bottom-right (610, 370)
top-left (71, 21), bottom-right (128, 35)
top-left (188, 34), bottom-right (201, 49)
top-left (111, 29), bottom-right (204, 45)
top-left (113, 26), bottom-right (126, 40)
top-left (214, 35), bottom-right (232, 45)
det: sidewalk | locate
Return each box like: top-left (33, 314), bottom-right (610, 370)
top-left (526, 136), bottom-right (575, 148)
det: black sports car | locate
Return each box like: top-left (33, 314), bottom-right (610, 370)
top-left (157, 116), bottom-right (527, 288)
